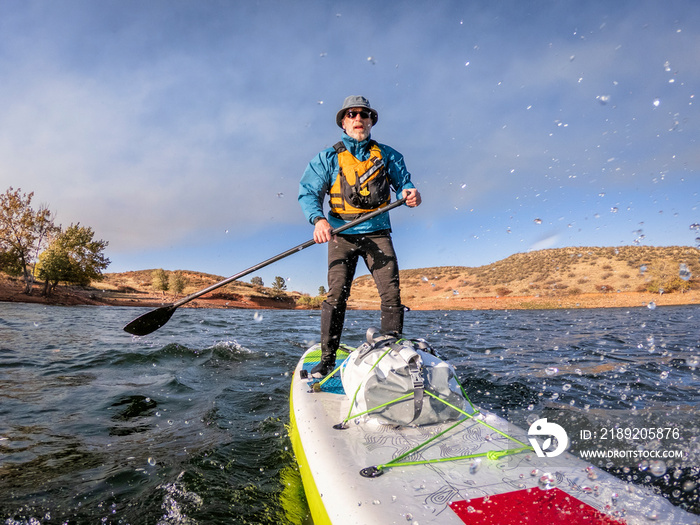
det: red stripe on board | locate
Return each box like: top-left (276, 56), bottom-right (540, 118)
top-left (449, 487), bottom-right (625, 524)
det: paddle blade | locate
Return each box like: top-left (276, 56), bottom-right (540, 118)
top-left (123, 305), bottom-right (177, 336)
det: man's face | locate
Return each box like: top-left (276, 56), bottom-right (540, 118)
top-left (341, 107), bottom-right (373, 141)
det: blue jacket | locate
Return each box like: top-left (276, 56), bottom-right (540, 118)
top-left (298, 133), bottom-right (415, 234)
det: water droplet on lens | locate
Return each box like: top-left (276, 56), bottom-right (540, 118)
top-left (538, 472), bottom-right (556, 489)
top-left (545, 367), bottom-right (558, 376)
top-left (469, 459), bottom-right (481, 474)
top-left (649, 460), bottom-right (667, 478)
top-left (682, 480), bottom-right (697, 492)
top-left (647, 302), bottom-right (656, 310)
top-left (254, 312), bottom-right (263, 322)
top-left (147, 457), bottom-right (156, 466)
top-left (679, 263), bottom-right (692, 281)
top-left (534, 218), bottom-right (542, 225)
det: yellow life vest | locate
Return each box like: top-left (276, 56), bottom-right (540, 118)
top-left (329, 141), bottom-right (391, 220)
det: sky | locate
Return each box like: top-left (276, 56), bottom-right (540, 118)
top-left (0, 0), bottom-right (698, 294)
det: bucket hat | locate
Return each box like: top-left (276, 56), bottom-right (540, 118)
top-left (335, 95), bottom-right (378, 128)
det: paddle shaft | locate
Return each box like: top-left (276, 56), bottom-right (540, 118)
top-left (123, 197), bottom-right (409, 334)
top-left (171, 198), bottom-right (404, 307)
top-left (171, 197), bottom-right (407, 307)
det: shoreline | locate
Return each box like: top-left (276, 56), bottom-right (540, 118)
top-left (349, 290), bottom-right (700, 311)
top-left (1, 278), bottom-right (698, 312)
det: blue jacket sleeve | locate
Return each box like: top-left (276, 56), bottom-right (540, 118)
top-left (379, 144), bottom-right (416, 200)
top-left (298, 148), bottom-right (335, 224)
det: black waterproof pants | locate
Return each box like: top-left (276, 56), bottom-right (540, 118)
top-left (319, 230), bottom-right (403, 364)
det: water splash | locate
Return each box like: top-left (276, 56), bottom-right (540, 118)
top-left (157, 471), bottom-right (203, 525)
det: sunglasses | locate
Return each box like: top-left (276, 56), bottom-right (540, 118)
top-left (345, 110), bottom-right (372, 120)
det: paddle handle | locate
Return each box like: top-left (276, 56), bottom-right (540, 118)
top-left (171, 197), bottom-right (408, 308)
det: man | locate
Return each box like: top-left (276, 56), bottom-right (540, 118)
top-left (298, 95), bottom-right (421, 378)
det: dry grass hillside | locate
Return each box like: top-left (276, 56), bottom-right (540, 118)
top-left (348, 245), bottom-right (700, 310)
top-left (5, 245), bottom-right (696, 310)
top-left (92, 269), bottom-right (303, 308)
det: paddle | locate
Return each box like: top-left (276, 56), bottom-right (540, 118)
top-left (123, 197), bottom-right (408, 336)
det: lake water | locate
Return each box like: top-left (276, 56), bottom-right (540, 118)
top-left (1, 302), bottom-right (698, 524)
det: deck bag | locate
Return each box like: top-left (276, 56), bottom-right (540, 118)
top-left (341, 332), bottom-right (469, 426)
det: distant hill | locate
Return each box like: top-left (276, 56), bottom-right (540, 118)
top-left (6, 245), bottom-right (696, 310)
top-left (347, 245), bottom-right (700, 309)
top-left (94, 268), bottom-right (303, 309)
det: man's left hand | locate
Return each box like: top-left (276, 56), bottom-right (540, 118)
top-left (403, 188), bottom-right (422, 207)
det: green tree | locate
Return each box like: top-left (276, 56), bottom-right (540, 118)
top-left (37, 223), bottom-right (110, 295)
top-left (170, 271), bottom-right (187, 295)
top-left (318, 285), bottom-right (327, 296)
top-left (296, 294), bottom-right (324, 308)
top-left (152, 269), bottom-right (169, 295)
top-left (271, 276), bottom-right (287, 292)
top-left (0, 187), bottom-right (56, 293)
top-left (250, 276), bottom-right (264, 287)
top-left (0, 247), bottom-right (24, 277)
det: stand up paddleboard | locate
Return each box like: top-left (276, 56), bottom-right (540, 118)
top-left (289, 338), bottom-right (697, 525)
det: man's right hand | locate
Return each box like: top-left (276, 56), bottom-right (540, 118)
top-left (313, 219), bottom-right (333, 243)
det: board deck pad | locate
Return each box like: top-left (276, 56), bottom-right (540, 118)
top-left (301, 346), bottom-right (350, 395)
top-left (450, 487), bottom-right (625, 524)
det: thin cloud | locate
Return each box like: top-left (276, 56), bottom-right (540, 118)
top-left (0, 1), bottom-right (697, 292)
